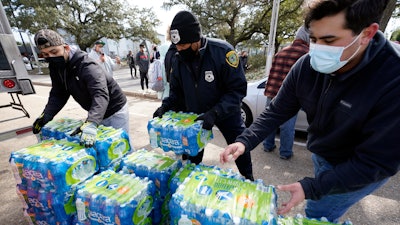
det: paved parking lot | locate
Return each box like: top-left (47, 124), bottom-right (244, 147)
top-left (0, 69), bottom-right (399, 224)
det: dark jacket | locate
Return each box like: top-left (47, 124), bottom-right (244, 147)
top-left (162, 37), bottom-right (247, 119)
top-left (236, 31), bottom-right (400, 200)
top-left (44, 50), bottom-right (127, 125)
top-left (135, 51), bottom-right (149, 73)
top-left (127, 54), bottom-right (135, 66)
top-left (164, 44), bottom-right (177, 82)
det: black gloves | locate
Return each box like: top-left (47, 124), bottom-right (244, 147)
top-left (32, 113), bottom-right (52, 134)
top-left (153, 105), bottom-right (168, 118)
top-left (195, 109), bottom-right (218, 130)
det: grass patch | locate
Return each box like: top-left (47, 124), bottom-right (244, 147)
top-left (245, 66), bottom-right (266, 82)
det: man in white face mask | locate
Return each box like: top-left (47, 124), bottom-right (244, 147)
top-left (309, 31), bottom-right (362, 74)
top-left (220, 0), bottom-right (400, 223)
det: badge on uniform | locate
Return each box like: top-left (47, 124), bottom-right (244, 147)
top-left (226, 50), bottom-right (239, 68)
top-left (205, 71), bottom-right (214, 82)
top-left (170, 29), bottom-right (180, 45)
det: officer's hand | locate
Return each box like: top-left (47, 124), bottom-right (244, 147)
top-left (32, 113), bottom-right (52, 134)
top-left (195, 109), bottom-right (217, 130)
top-left (153, 105), bottom-right (168, 118)
top-left (71, 122), bottom-right (97, 148)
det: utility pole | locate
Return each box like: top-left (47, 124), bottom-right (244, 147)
top-left (265, 0), bottom-right (280, 77)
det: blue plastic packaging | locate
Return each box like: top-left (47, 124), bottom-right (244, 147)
top-left (147, 111), bottom-right (213, 156)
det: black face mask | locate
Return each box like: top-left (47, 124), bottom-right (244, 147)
top-left (178, 46), bottom-right (197, 61)
top-left (46, 56), bottom-right (66, 69)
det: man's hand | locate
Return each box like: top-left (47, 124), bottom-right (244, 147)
top-left (32, 113), bottom-right (52, 134)
top-left (71, 122), bottom-right (97, 148)
top-left (195, 109), bottom-right (217, 130)
top-left (99, 53), bottom-right (105, 62)
top-left (220, 142), bottom-right (246, 164)
top-left (277, 182), bottom-right (305, 215)
top-left (153, 105), bottom-right (168, 118)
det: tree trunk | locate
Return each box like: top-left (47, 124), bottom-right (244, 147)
top-left (380, 0), bottom-right (397, 32)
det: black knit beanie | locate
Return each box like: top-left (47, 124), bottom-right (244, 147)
top-left (170, 11), bottom-right (201, 45)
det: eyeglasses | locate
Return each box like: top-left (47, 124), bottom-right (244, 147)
top-left (37, 37), bottom-right (48, 45)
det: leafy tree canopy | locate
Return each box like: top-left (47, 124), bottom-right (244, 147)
top-left (4, 0), bottom-right (161, 50)
top-left (163, 0), bottom-right (306, 49)
top-left (163, 0), bottom-right (400, 50)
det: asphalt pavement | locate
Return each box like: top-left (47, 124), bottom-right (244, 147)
top-left (0, 67), bottom-right (399, 224)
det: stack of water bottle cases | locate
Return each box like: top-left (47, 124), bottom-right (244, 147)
top-left (9, 113), bottom-right (351, 225)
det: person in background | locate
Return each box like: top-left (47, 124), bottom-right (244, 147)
top-left (157, 42), bottom-right (171, 99)
top-left (150, 45), bottom-right (161, 63)
top-left (126, 50), bottom-right (137, 79)
top-left (153, 11), bottom-right (254, 181)
top-left (164, 25), bottom-right (178, 83)
top-left (88, 40), bottom-right (120, 77)
top-left (32, 29), bottom-right (129, 147)
top-left (136, 44), bottom-right (150, 94)
top-left (220, 0), bottom-right (399, 223)
top-left (263, 25), bottom-right (310, 160)
top-left (239, 50), bottom-right (248, 73)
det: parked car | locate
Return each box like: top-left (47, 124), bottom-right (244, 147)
top-left (241, 77), bottom-right (308, 132)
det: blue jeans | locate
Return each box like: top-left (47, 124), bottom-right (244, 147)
top-left (101, 103), bottom-right (130, 134)
top-left (263, 97), bottom-right (296, 158)
top-left (306, 154), bottom-right (389, 222)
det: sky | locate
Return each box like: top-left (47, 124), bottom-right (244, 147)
top-left (131, 0), bottom-right (186, 35)
top-left (13, 1), bottom-right (185, 44)
top-left (12, 2), bottom-right (400, 44)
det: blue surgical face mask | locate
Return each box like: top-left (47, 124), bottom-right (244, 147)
top-left (309, 33), bottom-right (361, 74)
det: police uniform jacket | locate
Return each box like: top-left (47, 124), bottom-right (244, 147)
top-left (162, 37), bottom-right (247, 120)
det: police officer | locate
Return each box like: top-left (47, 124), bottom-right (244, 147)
top-left (153, 11), bottom-right (254, 180)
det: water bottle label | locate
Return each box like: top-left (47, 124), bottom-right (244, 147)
top-left (108, 139), bottom-right (130, 159)
top-left (65, 156), bottom-right (97, 185)
top-left (133, 195), bottom-right (153, 224)
top-left (172, 171), bottom-right (277, 225)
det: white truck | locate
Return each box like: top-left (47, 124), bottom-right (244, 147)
top-left (0, 1), bottom-right (36, 140)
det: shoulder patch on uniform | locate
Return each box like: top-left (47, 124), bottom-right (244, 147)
top-left (226, 50), bottom-right (239, 68)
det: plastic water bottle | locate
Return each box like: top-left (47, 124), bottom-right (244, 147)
top-left (173, 125), bottom-right (184, 154)
top-left (117, 203), bottom-right (133, 225)
top-left (103, 198), bottom-right (115, 224)
top-left (50, 160), bottom-right (67, 191)
top-left (149, 127), bottom-right (158, 148)
top-left (88, 194), bottom-right (101, 225)
top-left (9, 157), bottom-right (22, 185)
top-left (52, 193), bottom-right (68, 222)
top-left (76, 198), bottom-right (87, 222)
top-left (178, 214), bottom-right (193, 225)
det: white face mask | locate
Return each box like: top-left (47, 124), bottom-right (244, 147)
top-left (309, 33), bottom-right (362, 74)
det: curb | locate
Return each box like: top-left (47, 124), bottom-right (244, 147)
top-left (123, 90), bottom-right (159, 100)
top-left (32, 81), bottom-right (159, 100)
